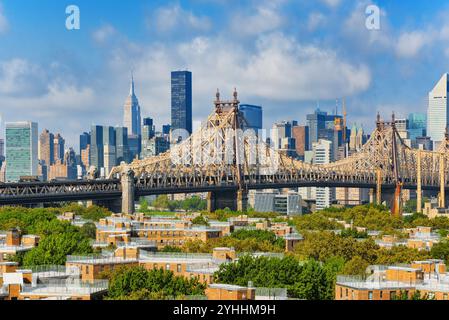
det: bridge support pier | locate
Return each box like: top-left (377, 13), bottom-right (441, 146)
top-left (207, 190), bottom-right (248, 212)
top-left (121, 169), bottom-right (135, 215)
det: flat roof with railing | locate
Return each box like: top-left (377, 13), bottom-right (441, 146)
top-left (0, 244), bottom-right (35, 253)
top-left (139, 251), bottom-right (214, 264)
top-left (20, 279), bottom-right (108, 296)
top-left (66, 255), bottom-right (138, 265)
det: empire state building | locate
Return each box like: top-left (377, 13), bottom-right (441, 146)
top-left (123, 75), bottom-right (142, 136)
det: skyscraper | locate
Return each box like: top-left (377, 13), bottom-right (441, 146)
top-left (313, 139), bottom-right (334, 210)
top-left (115, 127), bottom-right (129, 164)
top-left (53, 133), bottom-right (65, 163)
top-left (79, 132), bottom-right (91, 155)
top-left (5, 122), bottom-right (38, 182)
top-left (427, 73), bottom-right (449, 149)
top-left (0, 138), bottom-right (4, 159)
top-left (240, 104), bottom-right (263, 131)
top-left (103, 126), bottom-right (116, 176)
top-left (171, 71), bottom-right (192, 135)
top-left (38, 129), bottom-right (54, 168)
top-left (306, 109), bottom-right (327, 148)
top-left (292, 125), bottom-right (309, 158)
top-left (90, 125), bottom-right (104, 169)
top-left (408, 113), bottom-right (427, 141)
top-left (123, 75), bottom-right (142, 136)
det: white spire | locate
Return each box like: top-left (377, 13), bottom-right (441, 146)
top-left (130, 71), bottom-right (135, 96)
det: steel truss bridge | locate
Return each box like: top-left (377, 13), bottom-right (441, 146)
top-left (1, 90), bottom-right (448, 215)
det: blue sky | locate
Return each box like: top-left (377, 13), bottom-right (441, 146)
top-left (1, 0), bottom-right (449, 150)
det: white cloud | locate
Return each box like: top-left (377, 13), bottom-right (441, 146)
top-left (0, 59), bottom-right (47, 96)
top-left (230, 2), bottom-right (284, 36)
top-left (320, 0), bottom-right (342, 8)
top-left (395, 31), bottom-right (431, 58)
top-left (105, 32), bottom-right (371, 128)
top-left (152, 4), bottom-right (211, 33)
top-left (0, 3), bottom-right (8, 34)
top-left (92, 24), bottom-right (116, 45)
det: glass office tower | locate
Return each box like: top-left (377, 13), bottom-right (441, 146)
top-left (5, 121), bottom-right (38, 182)
top-left (171, 71), bottom-right (192, 135)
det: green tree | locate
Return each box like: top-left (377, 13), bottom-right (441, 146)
top-left (80, 222), bottom-right (97, 239)
top-left (152, 195), bottom-right (170, 210)
top-left (191, 215), bottom-right (209, 226)
top-left (23, 232), bottom-right (93, 266)
top-left (106, 266), bottom-right (205, 299)
top-left (289, 260), bottom-right (329, 300)
top-left (342, 256), bottom-right (370, 276)
top-left (81, 205), bottom-right (112, 221)
top-left (430, 240), bottom-right (449, 264)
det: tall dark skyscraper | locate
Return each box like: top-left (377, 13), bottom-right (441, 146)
top-left (171, 71), bottom-right (192, 135)
top-left (115, 127), bottom-right (129, 164)
top-left (90, 125), bottom-right (104, 169)
top-left (79, 132), bottom-right (91, 155)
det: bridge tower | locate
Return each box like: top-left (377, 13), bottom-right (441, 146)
top-left (121, 167), bottom-right (135, 214)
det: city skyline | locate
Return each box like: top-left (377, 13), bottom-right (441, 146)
top-left (2, 1), bottom-right (449, 149)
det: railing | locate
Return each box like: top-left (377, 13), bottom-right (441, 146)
top-left (21, 279), bottom-right (109, 295)
top-left (115, 239), bottom-right (157, 247)
top-left (255, 287), bottom-right (288, 298)
top-left (140, 251), bottom-right (213, 260)
top-left (29, 265), bottom-right (68, 274)
top-left (0, 244), bottom-right (34, 251)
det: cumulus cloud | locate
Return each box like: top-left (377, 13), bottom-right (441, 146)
top-left (104, 32), bottom-right (371, 128)
top-left (395, 31), bottom-right (431, 58)
top-left (0, 3), bottom-right (8, 34)
top-left (151, 3), bottom-right (211, 33)
top-left (0, 59), bottom-right (47, 96)
top-left (230, 3), bottom-right (284, 36)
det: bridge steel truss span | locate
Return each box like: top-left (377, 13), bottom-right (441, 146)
top-left (0, 180), bottom-right (122, 205)
top-left (109, 91), bottom-right (449, 216)
top-left (2, 91), bottom-right (449, 215)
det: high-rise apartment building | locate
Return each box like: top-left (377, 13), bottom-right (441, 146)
top-left (239, 104), bottom-right (262, 132)
top-left (123, 75), bottom-right (142, 136)
top-left (171, 71), bottom-right (192, 135)
top-left (53, 133), bottom-right (65, 163)
top-left (313, 139), bottom-right (334, 210)
top-left (38, 129), bottom-right (54, 169)
top-left (103, 126), bottom-right (116, 176)
top-left (292, 125), bottom-right (309, 159)
top-left (5, 122), bottom-right (38, 182)
top-left (271, 121), bottom-right (296, 157)
top-left (427, 73), bottom-right (449, 149)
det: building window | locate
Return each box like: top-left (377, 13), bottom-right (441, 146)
top-left (380, 291), bottom-right (383, 299)
top-left (390, 291), bottom-right (396, 300)
top-left (443, 293), bottom-right (448, 300)
top-left (368, 291), bottom-right (373, 300)
top-left (166, 264), bottom-right (170, 271)
top-left (177, 264), bottom-right (182, 273)
top-left (428, 292), bottom-right (435, 300)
